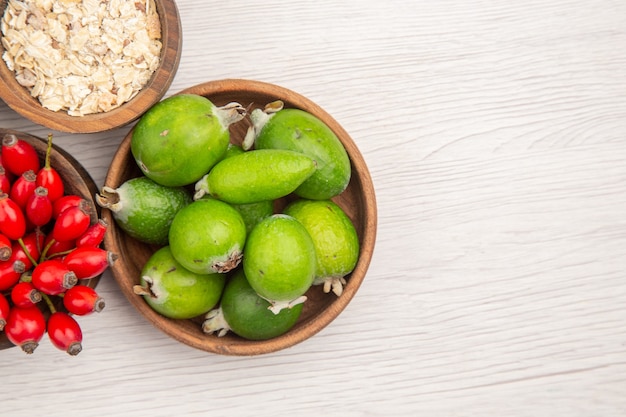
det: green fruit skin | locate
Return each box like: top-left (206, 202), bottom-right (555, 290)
top-left (215, 143), bottom-right (274, 231)
top-left (197, 195), bottom-right (274, 235)
top-left (131, 94), bottom-right (230, 187)
top-left (169, 198), bottom-right (247, 275)
top-left (231, 200), bottom-right (274, 235)
top-left (223, 143), bottom-right (245, 159)
top-left (140, 246), bottom-right (225, 319)
top-left (205, 149), bottom-right (316, 204)
top-left (221, 269), bottom-right (303, 340)
top-left (243, 214), bottom-right (316, 302)
top-left (108, 177), bottom-right (191, 246)
top-left (284, 199), bottom-right (359, 281)
top-left (255, 108), bottom-right (351, 200)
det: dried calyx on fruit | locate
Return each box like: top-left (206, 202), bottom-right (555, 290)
top-left (95, 176), bottom-right (192, 246)
top-left (0, 133), bottom-right (114, 355)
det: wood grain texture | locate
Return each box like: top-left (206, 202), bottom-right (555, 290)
top-left (1, 0), bottom-right (626, 416)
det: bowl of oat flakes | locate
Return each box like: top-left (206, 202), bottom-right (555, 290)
top-left (0, 0), bottom-right (181, 133)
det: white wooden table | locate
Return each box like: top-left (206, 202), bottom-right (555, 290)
top-left (2, 1), bottom-right (626, 415)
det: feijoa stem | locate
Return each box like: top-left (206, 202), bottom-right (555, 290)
top-left (95, 186), bottom-right (121, 212)
top-left (242, 100), bottom-right (284, 150)
top-left (211, 250), bottom-right (243, 274)
top-left (317, 276), bottom-right (348, 297)
top-left (216, 102), bottom-right (247, 128)
top-left (133, 281), bottom-right (155, 298)
top-left (193, 174), bottom-right (210, 200)
top-left (265, 295), bottom-right (308, 315)
top-left (242, 126), bottom-right (256, 151)
top-left (202, 307), bottom-right (231, 337)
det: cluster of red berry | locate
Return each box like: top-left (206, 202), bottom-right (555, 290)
top-left (0, 133), bottom-right (116, 355)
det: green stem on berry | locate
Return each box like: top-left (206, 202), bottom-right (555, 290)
top-left (17, 238), bottom-right (38, 267)
top-left (45, 248), bottom-right (75, 259)
top-left (39, 238), bottom-right (56, 262)
top-left (41, 292), bottom-right (57, 314)
top-left (45, 133), bottom-right (53, 169)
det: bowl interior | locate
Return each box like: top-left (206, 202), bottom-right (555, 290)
top-left (0, 0), bottom-right (181, 133)
top-left (103, 79), bottom-right (377, 355)
top-left (0, 129), bottom-right (102, 350)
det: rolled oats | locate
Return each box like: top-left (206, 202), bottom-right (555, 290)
top-left (1, 0), bottom-right (162, 116)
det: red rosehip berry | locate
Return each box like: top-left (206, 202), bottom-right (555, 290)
top-left (0, 166), bottom-right (11, 194)
top-left (9, 170), bottom-right (37, 210)
top-left (51, 200), bottom-right (92, 242)
top-left (31, 259), bottom-right (77, 295)
top-left (5, 305), bottom-right (46, 354)
top-left (11, 231), bottom-right (44, 271)
top-left (1, 134), bottom-right (40, 176)
top-left (35, 134), bottom-right (64, 203)
top-left (51, 194), bottom-right (83, 219)
top-left (63, 246), bottom-right (117, 280)
top-left (0, 192), bottom-right (26, 240)
top-left (10, 281), bottom-right (42, 308)
top-left (26, 186), bottom-right (53, 227)
top-left (63, 285), bottom-right (105, 315)
top-left (0, 232), bottom-right (11, 261)
top-left (0, 258), bottom-right (25, 292)
top-left (0, 292), bottom-right (10, 331)
top-left (75, 218), bottom-right (108, 248)
top-left (47, 311), bottom-right (83, 356)
top-left (42, 233), bottom-right (75, 260)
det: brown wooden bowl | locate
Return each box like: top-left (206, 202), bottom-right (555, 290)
top-left (102, 79), bottom-right (377, 355)
top-left (0, 129), bottom-right (103, 350)
top-left (0, 0), bottom-right (181, 134)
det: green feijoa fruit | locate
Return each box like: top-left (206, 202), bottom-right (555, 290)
top-left (95, 176), bottom-right (192, 245)
top-left (193, 195), bottom-right (274, 235)
top-left (248, 104), bottom-right (351, 200)
top-left (243, 214), bottom-right (316, 313)
top-left (284, 199), bottom-right (360, 296)
top-left (169, 198), bottom-right (246, 275)
top-left (231, 200), bottom-right (274, 234)
top-left (131, 94), bottom-right (246, 187)
top-left (134, 246), bottom-right (225, 319)
top-left (202, 269), bottom-right (303, 340)
top-left (194, 149), bottom-right (316, 204)
top-left (223, 143), bottom-right (245, 159)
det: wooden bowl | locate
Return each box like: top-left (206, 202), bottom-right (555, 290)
top-left (0, 129), bottom-right (103, 350)
top-left (0, 0), bottom-right (181, 134)
top-left (102, 79), bottom-right (377, 355)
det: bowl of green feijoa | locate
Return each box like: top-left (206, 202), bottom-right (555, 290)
top-left (98, 79), bottom-right (377, 355)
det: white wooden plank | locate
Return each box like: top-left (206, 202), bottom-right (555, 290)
top-left (1, 0), bottom-right (626, 416)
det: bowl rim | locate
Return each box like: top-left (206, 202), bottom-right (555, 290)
top-left (0, 0), bottom-right (182, 134)
top-left (104, 78), bottom-right (378, 355)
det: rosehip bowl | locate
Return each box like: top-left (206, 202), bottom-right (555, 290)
top-left (0, 0), bottom-right (181, 134)
top-left (102, 79), bottom-right (377, 355)
top-left (0, 129), bottom-right (103, 350)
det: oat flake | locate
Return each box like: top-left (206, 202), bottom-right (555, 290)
top-left (1, 0), bottom-right (162, 116)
